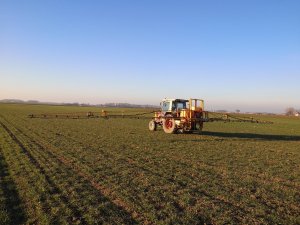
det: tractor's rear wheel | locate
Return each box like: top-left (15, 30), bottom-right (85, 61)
top-left (148, 120), bottom-right (157, 131)
top-left (162, 116), bottom-right (176, 134)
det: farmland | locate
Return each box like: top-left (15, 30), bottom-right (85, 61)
top-left (0, 103), bottom-right (299, 224)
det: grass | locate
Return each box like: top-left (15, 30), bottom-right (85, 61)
top-left (0, 103), bottom-right (299, 224)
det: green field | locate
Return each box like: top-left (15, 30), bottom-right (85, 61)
top-left (0, 103), bottom-right (299, 224)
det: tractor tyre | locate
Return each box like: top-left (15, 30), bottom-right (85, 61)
top-left (149, 120), bottom-right (157, 131)
top-left (162, 116), bottom-right (176, 134)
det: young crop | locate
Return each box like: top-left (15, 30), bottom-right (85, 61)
top-left (0, 103), bottom-right (299, 224)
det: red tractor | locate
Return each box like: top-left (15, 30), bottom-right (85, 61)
top-left (149, 98), bottom-right (209, 134)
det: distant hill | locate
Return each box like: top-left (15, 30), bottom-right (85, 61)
top-left (0, 99), bottom-right (25, 103)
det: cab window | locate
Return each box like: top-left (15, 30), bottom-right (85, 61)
top-left (176, 102), bottom-right (186, 110)
top-left (161, 102), bottom-right (170, 111)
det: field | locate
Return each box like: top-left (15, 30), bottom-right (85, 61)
top-left (0, 103), bottom-right (299, 225)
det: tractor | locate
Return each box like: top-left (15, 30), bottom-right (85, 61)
top-left (149, 98), bottom-right (209, 134)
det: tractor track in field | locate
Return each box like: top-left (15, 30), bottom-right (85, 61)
top-left (8, 116), bottom-right (300, 223)
top-left (2, 115), bottom-right (299, 223)
top-left (3, 118), bottom-right (266, 223)
top-left (0, 120), bottom-right (90, 224)
top-left (0, 117), bottom-right (146, 224)
top-left (2, 115), bottom-right (231, 223)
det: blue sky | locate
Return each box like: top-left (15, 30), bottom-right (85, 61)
top-left (1, 0), bottom-right (299, 112)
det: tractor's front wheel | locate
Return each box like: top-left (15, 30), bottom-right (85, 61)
top-left (149, 120), bottom-right (157, 131)
top-left (162, 116), bottom-right (176, 134)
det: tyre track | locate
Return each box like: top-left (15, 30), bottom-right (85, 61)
top-left (0, 117), bottom-right (144, 224)
top-left (0, 120), bottom-right (89, 224)
top-left (7, 117), bottom-right (254, 223)
top-left (4, 115), bottom-right (300, 223)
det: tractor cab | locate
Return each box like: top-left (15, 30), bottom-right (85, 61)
top-left (160, 99), bottom-right (188, 113)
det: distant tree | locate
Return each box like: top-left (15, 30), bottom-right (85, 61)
top-left (285, 107), bottom-right (296, 116)
top-left (236, 109), bottom-right (240, 113)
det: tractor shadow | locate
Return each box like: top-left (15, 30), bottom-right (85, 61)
top-left (200, 131), bottom-right (300, 141)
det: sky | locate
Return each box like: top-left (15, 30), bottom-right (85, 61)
top-left (1, 0), bottom-right (299, 113)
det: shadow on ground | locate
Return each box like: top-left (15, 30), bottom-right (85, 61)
top-left (0, 151), bottom-right (26, 224)
top-left (200, 131), bottom-right (300, 141)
